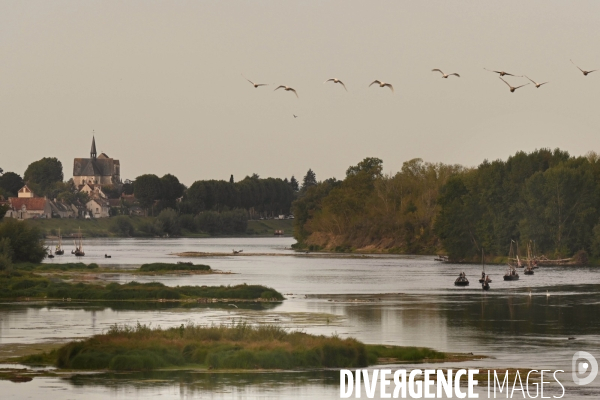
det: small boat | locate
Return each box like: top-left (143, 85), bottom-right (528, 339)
top-left (73, 227), bottom-right (85, 257)
top-left (454, 272), bottom-right (469, 286)
top-left (504, 240), bottom-right (519, 281)
top-left (481, 279), bottom-right (490, 290)
top-left (524, 241), bottom-right (535, 275)
top-left (55, 229), bottom-right (64, 255)
top-left (47, 253), bottom-right (54, 259)
top-left (105, 254), bottom-right (111, 258)
top-left (434, 255), bottom-right (449, 262)
top-left (478, 249), bottom-right (491, 289)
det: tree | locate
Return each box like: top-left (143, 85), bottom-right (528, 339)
top-left (134, 174), bottom-right (163, 215)
top-left (160, 174), bottom-right (185, 208)
top-left (229, 175), bottom-right (234, 184)
top-left (0, 219), bottom-right (46, 263)
top-left (0, 172), bottom-right (24, 197)
top-left (24, 157), bottom-right (63, 195)
top-left (302, 169), bottom-right (317, 190)
top-left (289, 176), bottom-right (299, 192)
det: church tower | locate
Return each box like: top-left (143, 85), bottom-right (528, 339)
top-left (91, 136), bottom-right (97, 159)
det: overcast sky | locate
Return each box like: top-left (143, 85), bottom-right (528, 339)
top-left (1, 1), bottom-right (599, 185)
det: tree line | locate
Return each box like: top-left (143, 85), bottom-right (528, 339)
top-left (293, 149), bottom-right (600, 261)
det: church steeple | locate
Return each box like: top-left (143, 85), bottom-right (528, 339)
top-left (91, 136), bottom-right (97, 159)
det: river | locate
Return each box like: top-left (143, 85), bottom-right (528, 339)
top-left (1, 237), bottom-right (599, 399)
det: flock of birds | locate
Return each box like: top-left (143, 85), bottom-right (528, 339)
top-left (242, 59), bottom-right (596, 103)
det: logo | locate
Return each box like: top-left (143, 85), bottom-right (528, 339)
top-left (572, 351), bottom-right (598, 385)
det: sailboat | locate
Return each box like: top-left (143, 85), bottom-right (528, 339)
top-left (73, 227), bottom-right (85, 257)
top-left (479, 249), bottom-right (491, 290)
top-left (55, 228), bottom-right (64, 255)
top-left (524, 241), bottom-right (535, 275)
top-left (504, 240), bottom-right (520, 281)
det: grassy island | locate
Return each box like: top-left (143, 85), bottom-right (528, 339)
top-left (0, 272), bottom-right (283, 301)
top-left (21, 323), bottom-right (465, 371)
top-left (139, 263), bottom-right (211, 272)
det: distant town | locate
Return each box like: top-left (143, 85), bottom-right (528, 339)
top-left (0, 136), bottom-right (303, 223)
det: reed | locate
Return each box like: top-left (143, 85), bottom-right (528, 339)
top-left (0, 273), bottom-right (283, 301)
top-left (21, 323), bottom-right (449, 371)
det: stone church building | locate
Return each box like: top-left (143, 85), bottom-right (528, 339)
top-left (73, 137), bottom-right (121, 186)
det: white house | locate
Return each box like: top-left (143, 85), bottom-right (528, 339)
top-left (86, 198), bottom-right (110, 218)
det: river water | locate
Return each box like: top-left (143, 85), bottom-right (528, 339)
top-left (1, 237), bottom-right (599, 399)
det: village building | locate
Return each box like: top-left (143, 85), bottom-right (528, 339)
top-left (73, 137), bottom-right (121, 186)
top-left (49, 200), bottom-right (78, 218)
top-left (4, 186), bottom-right (52, 219)
top-left (79, 183), bottom-right (108, 200)
top-left (86, 198), bottom-right (110, 218)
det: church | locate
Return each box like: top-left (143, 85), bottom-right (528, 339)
top-left (73, 137), bottom-right (121, 186)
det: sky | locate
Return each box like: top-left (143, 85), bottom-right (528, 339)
top-left (1, 1), bottom-right (599, 185)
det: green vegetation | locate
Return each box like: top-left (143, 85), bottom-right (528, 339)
top-left (0, 218), bottom-right (47, 264)
top-left (246, 219), bottom-right (293, 235)
top-left (0, 171), bottom-right (24, 198)
top-left (29, 216), bottom-right (156, 238)
top-left (23, 157), bottom-right (63, 196)
top-left (21, 323), bottom-right (450, 371)
top-left (0, 273), bottom-right (282, 301)
top-left (139, 263), bottom-right (211, 272)
top-left (435, 149), bottom-right (600, 261)
top-left (28, 215), bottom-right (292, 238)
top-left (293, 157), bottom-right (463, 254)
top-left (293, 150), bottom-right (600, 261)
top-left (14, 262), bottom-right (99, 272)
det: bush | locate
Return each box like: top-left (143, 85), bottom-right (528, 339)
top-left (110, 216), bottom-right (135, 236)
top-left (155, 208), bottom-right (181, 236)
top-left (195, 209), bottom-right (248, 235)
top-left (0, 219), bottom-right (46, 263)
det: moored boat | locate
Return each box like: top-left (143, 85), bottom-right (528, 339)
top-left (73, 227), bottom-right (85, 257)
top-left (55, 228), bottom-right (64, 255)
top-left (454, 272), bottom-right (469, 286)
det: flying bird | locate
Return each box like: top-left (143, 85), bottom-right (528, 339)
top-left (499, 77), bottom-right (529, 93)
top-left (324, 78), bottom-right (347, 91)
top-left (570, 60), bottom-right (596, 76)
top-left (293, 114), bottom-right (298, 118)
top-left (369, 80), bottom-right (394, 93)
top-left (484, 68), bottom-right (520, 77)
top-left (274, 85), bottom-right (299, 98)
top-left (432, 69), bottom-right (460, 78)
top-left (242, 74), bottom-right (268, 88)
top-left (525, 76), bottom-right (549, 88)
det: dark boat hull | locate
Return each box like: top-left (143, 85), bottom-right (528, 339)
top-left (454, 280), bottom-right (469, 286)
top-left (74, 251), bottom-right (85, 257)
top-left (55, 250), bottom-right (64, 255)
top-left (503, 275), bottom-right (519, 281)
top-left (524, 270), bottom-right (534, 275)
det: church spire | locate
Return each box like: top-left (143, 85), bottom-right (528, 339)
top-left (91, 135), bottom-right (97, 159)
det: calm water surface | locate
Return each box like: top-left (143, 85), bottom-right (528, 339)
top-left (1, 237), bottom-right (599, 399)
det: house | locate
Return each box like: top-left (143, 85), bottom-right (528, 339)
top-left (78, 183), bottom-right (107, 199)
top-left (86, 198), bottom-right (110, 218)
top-left (73, 136), bottom-right (121, 186)
top-left (49, 200), bottom-right (77, 218)
top-left (6, 197), bottom-right (52, 219)
top-left (4, 185), bottom-right (52, 219)
top-left (17, 185), bottom-right (35, 198)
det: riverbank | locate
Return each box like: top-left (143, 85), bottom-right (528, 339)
top-left (14, 322), bottom-right (482, 372)
top-left (28, 218), bottom-right (294, 238)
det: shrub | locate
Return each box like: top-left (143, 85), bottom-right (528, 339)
top-left (110, 216), bottom-right (135, 236)
top-left (0, 219), bottom-right (46, 263)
